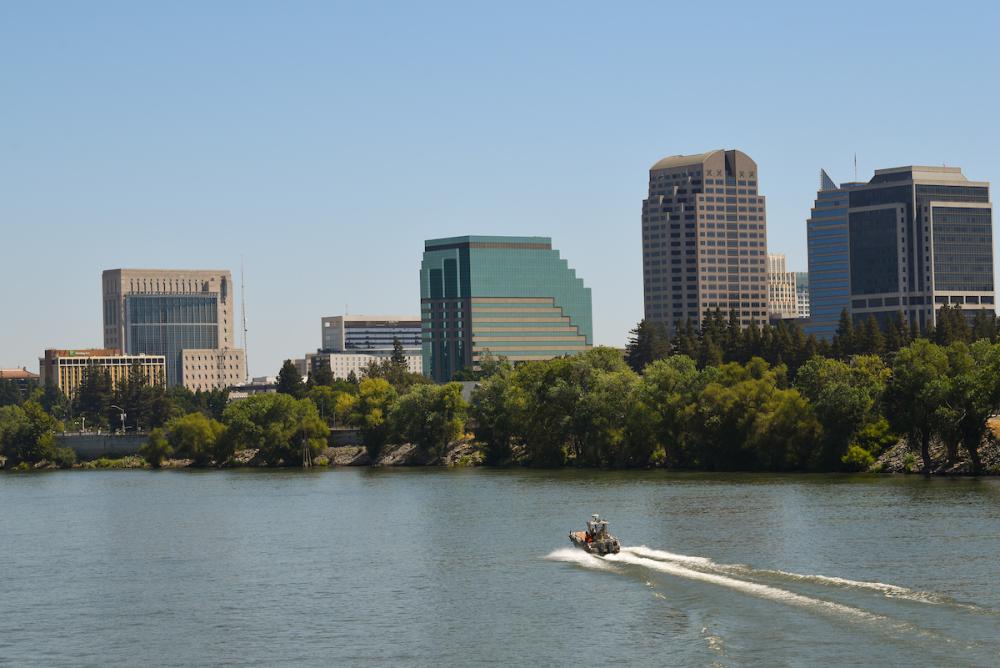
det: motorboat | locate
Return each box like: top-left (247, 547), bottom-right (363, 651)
top-left (569, 513), bottom-right (621, 555)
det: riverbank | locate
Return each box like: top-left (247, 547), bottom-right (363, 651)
top-left (6, 418), bottom-right (1000, 473)
top-left (0, 439), bottom-right (486, 471)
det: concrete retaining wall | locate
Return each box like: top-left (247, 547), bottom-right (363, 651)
top-left (57, 433), bottom-right (148, 460)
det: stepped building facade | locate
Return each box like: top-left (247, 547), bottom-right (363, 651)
top-left (420, 236), bottom-right (592, 382)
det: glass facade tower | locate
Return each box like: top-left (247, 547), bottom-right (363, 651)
top-left (806, 171), bottom-right (853, 339)
top-left (806, 166), bottom-right (994, 338)
top-left (420, 236), bottom-right (592, 382)
top-left (125, 294), bottom-right (220, 385)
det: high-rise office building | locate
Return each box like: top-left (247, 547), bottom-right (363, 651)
top-left (642, 149), bottom-right (769, 333)
top-left (420, 235), bottom-right (592, 382)
top-left (102, 269), bottom-right (246, 388)
top-left (806, 166), bottom-right (994, 339)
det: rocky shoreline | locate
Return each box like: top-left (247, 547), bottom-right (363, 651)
top-left (0, 439), bottom-right (486, 471)
top-left (8, 426), bottom-right (1000, 474)
top-left (869, 417), bottom-right (1000, 474)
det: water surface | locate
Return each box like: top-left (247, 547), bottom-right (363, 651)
top-left (2, 469), bottom-right (999, 666)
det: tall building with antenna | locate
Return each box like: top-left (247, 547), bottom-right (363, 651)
top-left (806, 165), bottom-right (994, 339)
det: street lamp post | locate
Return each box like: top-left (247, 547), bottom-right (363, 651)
top-left (110, 405), bottom-right (127, 434)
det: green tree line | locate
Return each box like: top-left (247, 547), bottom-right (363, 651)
top-left (625, 305), bottom-right (1000, 374)
top-left (7, 329), bottom-right (1000, 473)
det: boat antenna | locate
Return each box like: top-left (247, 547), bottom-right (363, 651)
top-left (241, 255), bottom-right (249, 383)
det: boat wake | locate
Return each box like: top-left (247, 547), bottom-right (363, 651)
top-left (545, 547), bottom-right (615, 571)
top-left (607, 550), bottom-right (885, 622)
top-left (546, 544), bottom-right (994, 624)
top-left (622, 545), bottom-right (986, 611)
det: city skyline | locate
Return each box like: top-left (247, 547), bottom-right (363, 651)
top-left (3, 3), bottom-right (1000, 376)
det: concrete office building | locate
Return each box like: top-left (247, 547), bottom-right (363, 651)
top-left (795, 273), bottom-right (810, 319)
top-left (39, 349), bottom-right (166, 397)
top-left (305, 314), bottom-right (423, 380)
top-left (102, 269), bottom-right (246, 389)
top-left (767, 253), bottom-right (798, 320)
top-left (180, 349), bottom-right (246, 393)
top-left (321, 315), bottom-right (422, 352)
top-left (642, 149), bottom-right (769, 333)
top-left (420, 235), bottom-right (592, 382)
top-left (806, 166), bottom-right (994, 339)
top-left (766, 253), bottom-right (810, 321)
top-left (306, 349), bottom-right (422, 380)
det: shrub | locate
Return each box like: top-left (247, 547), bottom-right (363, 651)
top-left (51, 446), bottom-right (77, 469)
top-left (139, 428), bottom-right (173, 468)
top-left (841, 444), bottom-right (875, 472)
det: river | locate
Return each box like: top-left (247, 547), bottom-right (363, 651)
top-left (2, 469), bottom-right (999, 666)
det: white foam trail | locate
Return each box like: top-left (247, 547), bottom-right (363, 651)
top-left (545, 547), bottom-right (614, 571)
top-left (605, 552), bottom-right (886, 623)
top-left (744, 568), bottom-right (936, 600)
top-left (624, 546), bottom-right (962, 608)
top-left (626, 545), bottom-right (714, 566)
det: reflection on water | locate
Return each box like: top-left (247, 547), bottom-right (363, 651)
top-left (2, 469), bottom-right (999, 666)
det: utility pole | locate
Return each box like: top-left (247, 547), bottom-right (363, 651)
top-left (241, 256), bottom-right (250, 383)
top-left (110, 404), bottom-right (126, 434)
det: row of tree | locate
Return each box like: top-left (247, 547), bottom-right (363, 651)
top-left (469, 340), bottom-right (1000, 472)
top-left (139, 393), bottom-right (329, 467)
top-left (7, 331), bottom-right (1000, 472)
top-left (625, 306), bottom-right (1000, 374)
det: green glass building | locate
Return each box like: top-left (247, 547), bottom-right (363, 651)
top-left (420, 236), bottom-right (593, 381)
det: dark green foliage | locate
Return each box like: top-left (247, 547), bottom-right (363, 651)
top-left (639, 311), bottom-right (821, 375)
top-left (164, 386), bottom-right (230, 421)
top-left (390, 338), bottom-right (407, 368)
top-left (223, 393), bottom-right (328, 465)
top-left (74, 368), bottom-right (113, 429)
top-left (795, 356), bottom-right (889, 469)
top-left (0, 379), bottom-right (22, 407)
top-left (469, 360), bottom-right (520, 464)
top-left (308, 362), bottom-right (336, 388)
top-left (108, 363), bottom-right (179, 431)
top-left (306, 385), bottom-right (339, 426)
top-left (360, 356), bottom-right (429, 391)
top-left (139, 428), bottom-right (173, 468)
top-left (885, 340), bottom-right (950, 472)
top-left (391, 383), bottom-right (467, 455)
top-left (276, 360), bottom-right (305, 398)
top-left (0, 401), bottom-right (63, 467)
top-left (625, 319), bottom-right (670, 372)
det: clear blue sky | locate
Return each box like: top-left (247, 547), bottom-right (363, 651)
top-left (3, 1), bottom-right (999, 376)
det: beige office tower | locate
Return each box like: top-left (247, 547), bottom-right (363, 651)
top-left (642, 149), bottom-right (769, 333)
top-left (102, 269), bottom-right (246, 390)
top-left (767, 253), bottom-right (798, 320)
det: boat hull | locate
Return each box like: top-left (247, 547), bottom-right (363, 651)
top-left (569, 531), bottom-right (621, 555)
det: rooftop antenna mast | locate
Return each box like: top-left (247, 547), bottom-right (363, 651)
top-left (854, 153), bottom-right (858, 182)
top-left (241, 256), bottom-right (249, 383)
